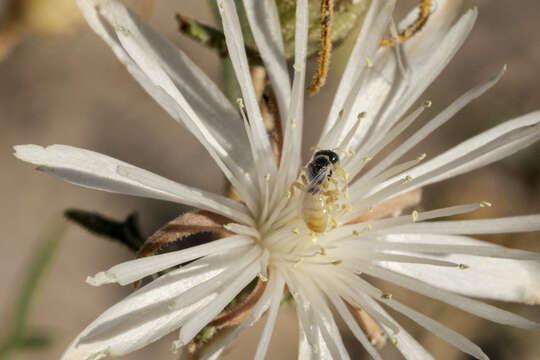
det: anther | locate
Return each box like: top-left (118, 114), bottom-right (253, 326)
top-left (235, 98), bottom-right (244, 109)
top-left (458, 264), bottom-right (469, 270)
top-left (412, 210), bottom-right (419, 222)
top-left (480, 201), bottom-right (492, 208)
top-left (366, 56), bottom-right (373, 67)
top-left (381, 293), bottom-right (393, 300)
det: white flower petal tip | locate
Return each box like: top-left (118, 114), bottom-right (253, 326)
top-left (13, 144), bottom-right (49, 166)
top-left (86, 271), bottom-right (117, 287)
top-left (87, 350), bottom-right (109, 360)
top-left (171, 339), bottom-right (184, 354)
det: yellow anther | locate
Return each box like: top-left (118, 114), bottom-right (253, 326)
top-left (381, 293), bottom-right (392, 300)
top-left (264, 173), bottom-right (271, 181)
top-left (257, 272), bottom-right (268, 282)
top-left (366, 224), bottom-right (373, 231)
top-left (235, 98), bottom-right (244, 109)
top-left (320, 247), bottom-right (326, 256)
top-left (368, 206), bottom-right (374, 212)
top-left (342, 204), bottom-right (352, 212)
top-left (353, 230), bottom-right (360, 236)
top-left (354, 305), bottom-right (362, 311)
top-left (416, 153), bottom-right (426, 161)
top-left (294, 258), bottom-right (304, 267)
top-left (293, 63), bottom-right (301, 71)
top-left (402, 175), bottom-right (413, 183)
top-left (423, 100), bottom-right (432, 108)
top-left (363, 156), bottom-right (373, 163)
top-left (412, 210), bottom-right (419, 223)
top-left (332, 260), bottom-right (343, 265)
top-left (293, 228), bottom-right (300, 235)
top-left (458, 264), bottom-right (469, 270)
top-left (391, 337), bottom-right (398, 345)
top-left (291, 118), bottom-right (297, 129)
top-left (312, 344), bottom-right (319, 353)
top-left (366, 56), bottom-right (373, 67)
top-left (357, 111), bottom-right (367, 120)
top-left (480, 201), bottom-right (492, 208)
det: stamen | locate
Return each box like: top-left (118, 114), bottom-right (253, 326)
top-left (480, 201), bottom-right (492, 208)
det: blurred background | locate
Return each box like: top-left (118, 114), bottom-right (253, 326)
top-left (1, 0), bottom-right (539, 359)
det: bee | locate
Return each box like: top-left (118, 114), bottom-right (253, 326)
top-left (301, 150), bottom-right (343, 233)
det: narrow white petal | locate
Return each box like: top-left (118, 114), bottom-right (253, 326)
top-left (360, 66), bottom-right (505, 183)
top-left (294, 272), bottom-right (351, 360)
top-left (87, 236), bottom-right (254, 286)
top-left (242, 0), bottom-right (290, 123)
top-left (385, 214), bottom-right (540, 234)
top-left (77, 0), bottom-right (256, 194)
top-left (362, 113), bottom-right (540, 203)
top-left (14, 144), bottom-right (252, 224)
top-left (382, 297), bottom-right (488, 360)
top-left (367, 299), bottom-right (435, 360)
top-left (320, 0), bottom-right (396, 145)
top-left (366, 8), bottom-right (478, 147)
top-left (356, 261), bottom-right (540, 330)
top-left (379, 233), bottom-right (540, 304)
top-left (61, 250), bottom-right (246, 359)
top-left (217, 0), bottom-right (276, 176)
top-left (345, 2), bottom-right (475, 154)
top-left (272, 0), bottom-right (308, 208)
top-left (169, 246), bottom-right (263, 310)
top-left (254, 272), bottom-right (285, 360)
top-left (200, 269), bottom-right (284, 360)
top-left (177, 256), bottom-right (262, 345)
top-left (377, 111), bottom-right (540, 196)
top-left (318, 282), bottom-right (382, 360)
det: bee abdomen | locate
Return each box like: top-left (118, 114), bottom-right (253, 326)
top-left (302, 194), bottom-right (328, 233)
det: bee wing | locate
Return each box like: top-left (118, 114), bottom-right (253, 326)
top-left (305, 167), bottom-right (331, 194)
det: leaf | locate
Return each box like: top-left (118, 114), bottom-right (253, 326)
top-left (64, 209), bottom-right (144, 252)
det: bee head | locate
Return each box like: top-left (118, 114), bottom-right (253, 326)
top-left (314, 150), bottom-right (339, 164)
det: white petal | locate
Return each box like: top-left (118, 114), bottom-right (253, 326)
top-left (356, 260), bottom-right (540, 330)
top-left (359, 66), bottom-right (505, 183)
top-left (272, 0), bottom-right (308, 207)
top-left (369, 7), bottom-right (477, 143)
top-left (177, 254), bottom-right (263, 345)
top-left (217, 0), bottom-right (276, 176)
top-left (365, 299), bottom-right (435, 360)
top-left (242, 0), bottom-right (291, 124)
top-left (403, 111), bottom-right (540, 189)
top-left (61, 251), bottom-right (241, 359)
top-left (379, 233), bottom-right (540, 304)
top-left (14, 144), bottom-right (252, 224)
top-left (385, 214), bottom-right (540, 234)
top-left (318, 282), bottom-right (382, 360)
top-left (319, 0), bottom-right (396, 145)
top-left (87, 237), bottom-right (254, 286)
top-left (77, 0), bottom-right (255, 191)
top-left (363, 112), bottom-right (540, 202)
top-left (253, 271), bottom-right (285, 360)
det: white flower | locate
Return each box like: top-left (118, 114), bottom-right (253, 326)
top-left (14, 0), bottom-right (540, 359)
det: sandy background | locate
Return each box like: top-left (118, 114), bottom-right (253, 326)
top-left (1, 0), bottom-right (539, 359)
